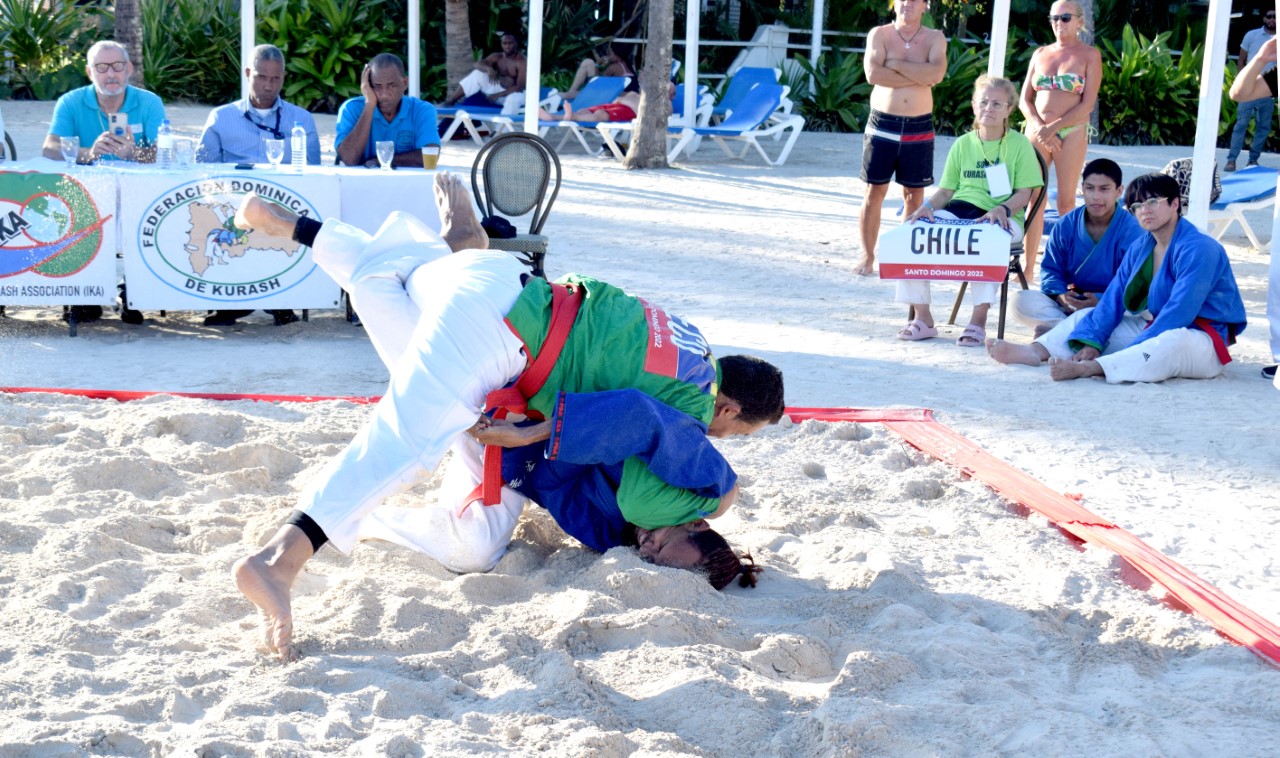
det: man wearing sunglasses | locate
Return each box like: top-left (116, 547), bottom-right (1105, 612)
top-left (1225, 9), bottom-right (1276, 172)
top-left (42, 41), bottom-right (166, 166)
top-left (196, 44), bottom-right (320, 167)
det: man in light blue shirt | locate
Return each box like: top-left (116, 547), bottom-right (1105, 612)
top-left (335, 53), bottom-right (439, 168)
top-left (42, 40), bottom-right (166, 164)
top-left (196, 44), bottom-right (320, 165)
top-left (1226, 10), bottom-right (1276, 172)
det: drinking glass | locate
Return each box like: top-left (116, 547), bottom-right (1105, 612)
top-left (375, 140), bottom-right (395, 171)
top-left (174, 138), bottom-right (194, 169)
top-left (60, 136), bottom-right (80, 169)
top-left (265, 139), bottom-right (285, 170)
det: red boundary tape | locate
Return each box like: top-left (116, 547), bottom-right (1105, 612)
top-left (5, 387), bottom-right (1278, 667)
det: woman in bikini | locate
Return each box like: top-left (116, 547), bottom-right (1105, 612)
top-left (1018, 0), bottom-right (1103, 282)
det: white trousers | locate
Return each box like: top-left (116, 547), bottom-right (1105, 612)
top-left (458, 69), bottom-right (527, 115)
top-left (1011, 289), bottom-right (1068, 330)
top-left (301, 214), bottom-right (530, 572)
top-left (1035, 308), bottom-right (1225, 383)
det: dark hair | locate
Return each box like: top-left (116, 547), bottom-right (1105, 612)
top-left (370, 53), bottom-right (406, 77)
top-left (718, 355), bottom-right (785, 425)
top-left (1081, 158), bottom-right (1122, 187)
top-left (689, 529), bottom-right (763, 590)
top-left (1125, 172), bottom-right (1182, 215)
top-left (609, 41), bottom-right (634, 66)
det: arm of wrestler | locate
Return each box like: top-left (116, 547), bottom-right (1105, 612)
top-left (1231, 38), bottom-right (1277, 101)
top-left (476, 389), bottom-right (736, 499)
top-left (884, 32), bottom-right (947, 86)
top-left (863, 27), bottom-right (922, 89)
top-left (1129, 240), bottom-right (1224, 347)
top-left (1066, 240), bottom-right (1143, 354)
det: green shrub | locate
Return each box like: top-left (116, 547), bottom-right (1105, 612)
top-left (0, 0), bottom-right (104, 100)
top-left (140, 0), bottom-right (240, 104)
top-left (931, 41), bottom-right (991, 136)
top-left (791, 50), bottom-right (869, 133)
top-left (1097, 25), bottom-right (1202, 146)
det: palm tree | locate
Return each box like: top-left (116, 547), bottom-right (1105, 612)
top-left (445, 0), bottom-right (474, 93)
top-left (623, 0), bottom-right (674, 169)
top-left (114, 0), bottom-right (144, 87)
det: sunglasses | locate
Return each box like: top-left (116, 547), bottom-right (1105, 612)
top-left (1268, 13), bottom-right (1277, 18)
top-left (1128, 197), bottom-right (1170, 215)
top-left (1049, 13), bottom-right (1076, 23)
top-left (92, 61), bottom-right (127, 73)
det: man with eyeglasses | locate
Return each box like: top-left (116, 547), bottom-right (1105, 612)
top-left (42, 41), bottom-right (166, 166)
top-left (1225, 9), bottom-right (1276, 172)
top-left (195, 44), bottom-right (317, 327)
top-left (988, 173), bottom-right (1246, 384)
top-left (196, 44), bottom-right (320, 167)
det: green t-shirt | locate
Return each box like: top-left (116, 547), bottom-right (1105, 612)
top-left (504, 274), bottom-right (722, 528)
top-left (940, 129), bottom-right (1043, 224)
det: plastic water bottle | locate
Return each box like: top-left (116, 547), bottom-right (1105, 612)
top-left (156, 119), bottom-right (173, 169)
top-left (291, 122), bottom-right (306, 171)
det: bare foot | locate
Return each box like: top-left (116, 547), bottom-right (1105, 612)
top-left (537, 107), bottom-right (557, 121)
top-left (434, 172), bottom-right (488, 252)
top-left (232, 525), bottom-right (314, 661)
top-left (235, 193), bottom-right (298, 238)
top-left (563, 102), bottom-right (573, 120)
top-left (852, 255), bottom-right (875, 276)
top-left (986, 338), bottom-right (1046, 366)
top-left (1048, 356), bottom-right (1103, 381)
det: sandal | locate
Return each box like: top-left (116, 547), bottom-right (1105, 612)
top-left (956, 324), bottom-right (986, 347)
top-left (897, 319), bottom-right (938, 341)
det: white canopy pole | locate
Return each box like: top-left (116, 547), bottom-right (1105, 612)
top-left (524, 0), bottom-right (545, 134)
top-left (810, 0), bottom-right (824, 92)
top-left (681, 0), bottom-right (698, 126)
top-left (1188, 0), bottom-right (1233, 228)
top-left (409, 0), bottom-right (421, 97)
top-left (240, 0), bottom-right (254, 101)
top-left (987, 0), bottom-right (1010, 78)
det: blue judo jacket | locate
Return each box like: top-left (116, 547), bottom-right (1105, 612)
top-left (499, 389), bottom-right (738, 553)
top-left (1040, 205), bottom-right (1145, 296)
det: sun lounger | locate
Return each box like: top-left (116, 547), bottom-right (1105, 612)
top-left (711, 67), bottom-right (779, 123)
top-left (437, 87), bottom-right (559, 146)
top-left (1207, 164), bottom-right (1278, 249)
top-left (668, 84), bottom-right (804, 166)
top-left (491, 77), bottom-right (630, 154)
top-left (594, 83), bottom-right (713, 161)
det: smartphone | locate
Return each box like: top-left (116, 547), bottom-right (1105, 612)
top-left (108, 112), bottom-right (128, 139)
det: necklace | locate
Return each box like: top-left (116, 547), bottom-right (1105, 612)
top-left (896, 24), bottom-right (923, 50)
top-left (979, 130), bottom-right (1006, 166)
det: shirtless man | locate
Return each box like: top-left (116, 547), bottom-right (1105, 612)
top-left (443, 33), bottom-right (528, 115)
top-left (855, 0), bottom-right (947, 276)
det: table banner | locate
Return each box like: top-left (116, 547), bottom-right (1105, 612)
top-left (878, 217), bottom-right (1012, 283)
top-left (119, 171), bottom-right (341, 310)
top-left (0, 169), bottom-right (118, 306)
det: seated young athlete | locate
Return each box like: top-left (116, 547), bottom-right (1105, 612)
top-left (232, 173), bottom-right (784, 660)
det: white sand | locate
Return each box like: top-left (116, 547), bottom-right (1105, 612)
top-left (1, 100), bottom-right (1278, 755)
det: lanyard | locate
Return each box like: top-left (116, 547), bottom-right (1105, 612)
top-left (243, 105), bottom-right (283, 140)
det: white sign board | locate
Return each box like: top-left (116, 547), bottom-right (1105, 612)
top-left (119, 171), bottom-right (341, 310)
top-left (878, 217), bottom-right (1012, 283)
top-left (0, 168), bottom-right (118, 306)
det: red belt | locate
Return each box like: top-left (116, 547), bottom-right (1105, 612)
top-left (463, 282), bottom-right (582, 512)
top-left (1193, 317), bottom-right (1233, 365)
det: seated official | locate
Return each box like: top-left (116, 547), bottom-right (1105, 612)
top-left (336, 53), bottom-right (440, 168)
top-left (896, 75), bottom-right (1044, 347)
top-left (987, 173), bottom-right (1247, 383)
top-left (196, 44), bottom-right (319, 166)
top-left (1012, 158), bottom-right (1144, 335)
top-left (41, 40), bottom-right (165, 324)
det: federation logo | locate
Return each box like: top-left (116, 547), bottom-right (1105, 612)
top-left (0, 172), bottom-right (109, 278)
top-left (136, 176), bottom-right (319, 301)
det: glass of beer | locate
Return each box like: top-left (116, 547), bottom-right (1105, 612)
top-left (421, 144), bottom-right (440, 170)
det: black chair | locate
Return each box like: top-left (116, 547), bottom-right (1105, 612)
top-left (470, 132), bottom-right (561, 279)
top-left (2, 131), bottom-right (14, 161)
top-left (945, 149), bottom-right (1051, 339)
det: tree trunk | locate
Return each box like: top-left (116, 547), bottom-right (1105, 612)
top-left (115, 0), bottom-right (144, 87)
top-left (623, 0), bottom-right (674, 169)
top-left (445, 0), bottom-right (474, 92)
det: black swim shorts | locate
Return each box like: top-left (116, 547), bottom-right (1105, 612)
top-left (860, 110), bottom-right (935, 188)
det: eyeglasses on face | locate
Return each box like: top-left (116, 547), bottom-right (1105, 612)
top-left (977, 99), bottom-right (1008, 111)
top-left (1267, 12), bottom-right (1277, 18)
top-left (1128, 196), bottom-right (1170, 214)
top-left (1049, 13), bottom-right (1076, 23)
top-left (92, 61), bottom-right (127, 73)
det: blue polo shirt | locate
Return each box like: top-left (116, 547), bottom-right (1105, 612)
top-left (335, 95), bottom-right (439, 164)
top-left (48, 84), bottom-right (167, 160)
top-left (196, 97), bottom-right (321, 165)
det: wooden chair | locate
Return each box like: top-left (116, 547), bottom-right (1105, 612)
top-left (945, 150), bottom-right (1051, 339)
top-left (470, 132), bottom-right (561, 279)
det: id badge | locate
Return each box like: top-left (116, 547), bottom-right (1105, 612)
top-left (985, 163), bottom-right (1012, 197)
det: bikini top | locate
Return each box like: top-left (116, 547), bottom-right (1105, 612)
top-left (1033, 72), bottom-right (1086, 94)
